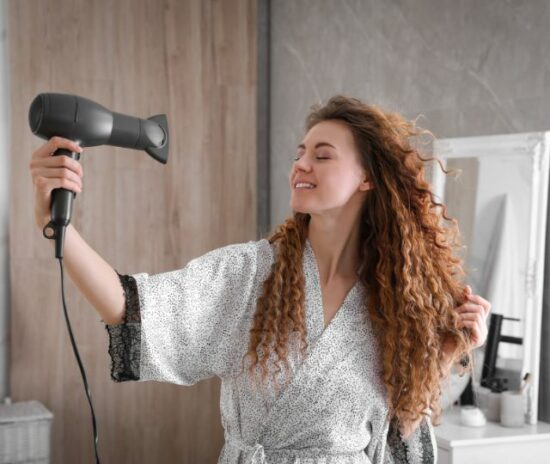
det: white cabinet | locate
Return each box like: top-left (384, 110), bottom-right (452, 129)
top-left (434, 406), bottom-right (550, 464)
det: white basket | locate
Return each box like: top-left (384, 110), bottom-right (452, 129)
top-left (0, 400), bottom-right (53, 464)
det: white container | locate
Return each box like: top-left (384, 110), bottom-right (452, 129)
top-left (460, 405), bottom-right (487, 426)
top-left (485, 391), bottom-right (502, 422)
top-left (500, 390), bottom-right (525, 427)
top-left (474, 385), bottom-right (491, 411)
top-left (0, 400), bottom-right (53, 463)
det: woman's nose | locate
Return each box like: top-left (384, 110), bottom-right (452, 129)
top-left (294, 155), bottom-right (312, 171)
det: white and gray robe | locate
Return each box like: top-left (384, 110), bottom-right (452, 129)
top-left (105, 237), bottom-right (437, 463)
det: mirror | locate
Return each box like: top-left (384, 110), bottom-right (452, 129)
top-left (430, 132), bottom-right (550, 424)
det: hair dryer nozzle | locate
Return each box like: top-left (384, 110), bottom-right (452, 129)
top-left (144, 114), bottom-right (169, 164)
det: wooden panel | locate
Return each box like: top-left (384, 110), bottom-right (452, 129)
top-left (8, 0), bottom-right (257, 462)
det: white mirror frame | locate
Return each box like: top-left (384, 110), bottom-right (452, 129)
top-left (432, 132), bottom-right (550, 424)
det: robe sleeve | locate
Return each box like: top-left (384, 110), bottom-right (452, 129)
top-left (104, 239), bottom-right (271, 386)
top-left (365, 409), bottom-right (438, 464)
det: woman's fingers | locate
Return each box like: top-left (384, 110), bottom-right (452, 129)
top-left (460, 320), bottom-right (482, 343)
top-left (458, 319), bottom-right (483, 348)
top-left (31, 154), bottom-right (84, 178)
top-left (457, 302), bottom-right (485, 314)
top-left (35, 176), bottom-right (82, 194)
top-left (455, 290), bottom-right (492, 349)
top-left (465, 293), bottom-right (491, 317)
top-left (35, 167), bottom-right (83, 189)
top-left (30, 149), bottom-right (84, 188)
top-left (29, 140), bottom-right (84, 196)
top-left (31, 136), bottom-right (82, 159)
top-left (456, 303), bottom-right (489, 348)
top-left (458, 311), bottom-right (484, 325)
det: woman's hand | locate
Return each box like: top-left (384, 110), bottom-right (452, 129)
top-left (456, 285), bottom-right (491, 349)
top-left (441, 285), bottom-right (492, 372)
top-left (29, 136), bottom-right (84, 230)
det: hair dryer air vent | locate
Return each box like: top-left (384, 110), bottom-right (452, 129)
top-left (29, 95), bottom-right (45, 134)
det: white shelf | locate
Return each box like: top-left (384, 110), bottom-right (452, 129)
top-left (434, 406), bottom-right (550, 464)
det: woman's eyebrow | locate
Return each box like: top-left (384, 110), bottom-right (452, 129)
top-left (297, 142), bottom-right (336, 150)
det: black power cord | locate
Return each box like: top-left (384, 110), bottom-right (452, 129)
top-left (57, 257), bottom-right (101, 463)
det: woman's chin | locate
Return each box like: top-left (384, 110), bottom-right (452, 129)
top-left (290, 202), bottom-right (311, 215)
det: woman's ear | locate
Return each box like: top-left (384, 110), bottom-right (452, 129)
top-left (360, 178), bottom-right (373, 191)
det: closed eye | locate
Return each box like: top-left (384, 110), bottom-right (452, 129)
top-left (293, 156), bottom-right (330, 161)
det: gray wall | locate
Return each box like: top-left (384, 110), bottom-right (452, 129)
top-left (269, 0), bottom-right (549, 421)
top-left (0, 0), bottom-right (10, 401)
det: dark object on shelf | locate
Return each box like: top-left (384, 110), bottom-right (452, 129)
top-left (481, 313), bottom-right (522, 389)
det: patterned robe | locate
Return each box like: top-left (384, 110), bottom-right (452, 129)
top-left (105, 238), bottom-right (437, 463)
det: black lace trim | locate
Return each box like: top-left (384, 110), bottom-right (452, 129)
top-left (118, 272), bottom-right (141, 323)
top-left (104, 271), bottom-right (141, 382)
top-left (419, 419), bottom-right (435, 464)
top-left (386, 416), bottom-right (409, 463)
top-left (386, 415), bottom-right (435, 463)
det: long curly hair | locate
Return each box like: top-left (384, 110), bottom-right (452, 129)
top-left (238, 95), bottom-right (474, 437)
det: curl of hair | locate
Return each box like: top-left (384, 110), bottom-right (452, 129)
top-left (237, 95), bottom-right (475, 438)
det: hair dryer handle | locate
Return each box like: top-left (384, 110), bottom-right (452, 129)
top-left (42, 147), bottom-right (80, 258)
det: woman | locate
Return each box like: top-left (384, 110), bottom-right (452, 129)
top-left (30, 95), bottom-right (490, 463)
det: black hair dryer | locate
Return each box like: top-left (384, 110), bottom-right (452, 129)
top-left (28, 92), bottom-right (169, 259)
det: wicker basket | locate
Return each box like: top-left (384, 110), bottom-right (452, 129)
top-left (0, 400), bottom-right (53, 464)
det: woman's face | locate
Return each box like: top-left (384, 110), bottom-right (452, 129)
top-left (288, 119), bottom-right (371, 215)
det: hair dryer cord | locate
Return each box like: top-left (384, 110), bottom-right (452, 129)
top-left (58, 257), bottom-right (102, 463)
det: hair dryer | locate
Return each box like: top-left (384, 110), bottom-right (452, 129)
top-left (28, 92), bottom-right (169, 258)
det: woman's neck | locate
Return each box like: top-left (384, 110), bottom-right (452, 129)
top-left (307, 216), bottom-right (362, 285)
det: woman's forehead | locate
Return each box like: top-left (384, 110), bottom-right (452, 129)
top-left (303, 120), bottom-right (356, 151)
